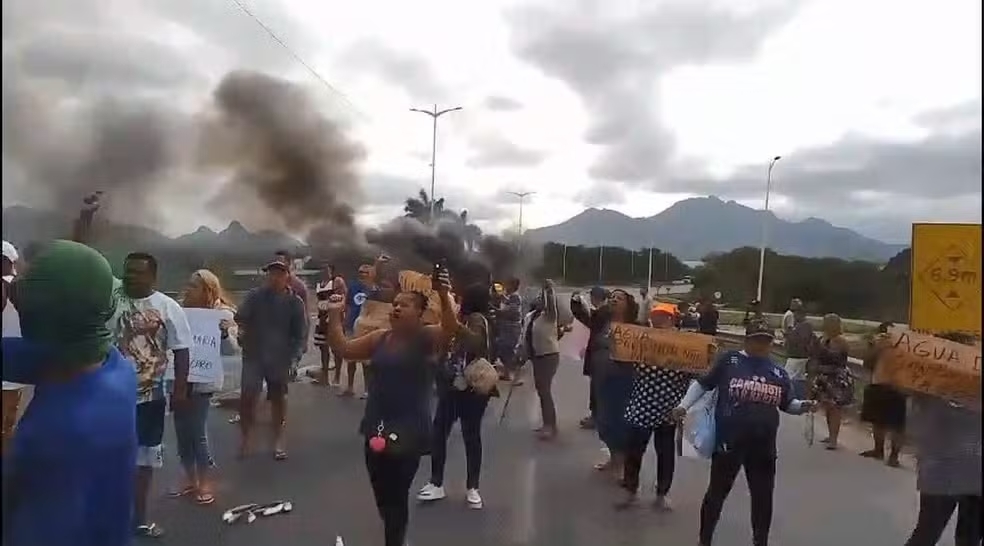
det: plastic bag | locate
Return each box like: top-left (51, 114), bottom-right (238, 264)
top-left (683, 387), bottom-right (718, 459)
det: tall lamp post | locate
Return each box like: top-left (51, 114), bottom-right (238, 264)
top-left (507, 191), bottom-right (535, 236)
top-left (410, 104), bottom-right (463, 220)
top-left (755, 155), bottom-right (782, 303)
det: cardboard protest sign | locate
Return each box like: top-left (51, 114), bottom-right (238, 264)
top-left (610, 323), bottom-right (716, 374)
top-left (873, 328), bottom-right (981, 405)
top-left (354, 300), bottom-right (392, 337)
top-left (185, 308), bottom-right (227, 387)
top-left (398, 270), bottom-right (457, 324)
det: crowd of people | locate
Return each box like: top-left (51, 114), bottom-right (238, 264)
top-left (1, 196), bottom-right (981, 546)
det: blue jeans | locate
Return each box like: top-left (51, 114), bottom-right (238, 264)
top-left (173, 393), bottom-right (214, 473)
top-left (595, 366), bottom-right (635, 452)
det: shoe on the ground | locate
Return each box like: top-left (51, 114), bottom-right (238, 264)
top-left (416, 483), bottom-right (446, 502)
top-left (466, 488), bottom-right (483, 509)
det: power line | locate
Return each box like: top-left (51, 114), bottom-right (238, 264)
top-left (226, 0), bottom-right (368, 120)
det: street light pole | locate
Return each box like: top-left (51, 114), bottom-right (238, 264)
top-left (410, 104), bottom-right (462, 221)
top-left (508, 191), bottom-right (535, 236)
top-left (756, 155), bottom-right (782, 303)
top-left (598, 246), bottom-right (604, 282)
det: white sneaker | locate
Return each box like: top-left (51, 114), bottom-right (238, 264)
top-left (466, 488), bottom-right (483, 509)
top-left (416, 483), bottom-right (446, 502)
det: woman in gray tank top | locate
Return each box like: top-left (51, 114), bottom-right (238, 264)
top-left (322, 268), bottom-right (458, 546)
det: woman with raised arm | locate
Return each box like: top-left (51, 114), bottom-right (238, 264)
top-left (324, 266), bottom-right (457, 546)
top-left (417, 282), bottom-right (497, 509)
top-left (570, 288), bottom-right (638, 481)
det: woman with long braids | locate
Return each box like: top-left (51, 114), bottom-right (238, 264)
top-left (671, 320), bottom-right (818, 546)
top-left (418, 282), bottom-right (496, 509)
top-left (571, 288), bottom-right (638, 481)
top-left (169, 269), bottom-right (239, 505)
top-left (324, 266), bottom-right (457, 546)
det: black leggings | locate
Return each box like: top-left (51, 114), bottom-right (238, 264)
top-left (430, 389), bottom-right (490, 489)
top-left (699, 442), bottom-right (777, 546)
top-left (905, 494), bottom-right (982, 546)
top-left (364, 445), bottom-right (421, 546)
top-left (622, 424), bottom-right (677, 494)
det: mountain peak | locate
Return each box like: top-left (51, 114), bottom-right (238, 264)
top-left (221, 221), bottom-right (250, 236)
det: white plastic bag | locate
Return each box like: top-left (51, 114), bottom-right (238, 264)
top-left (682, 385), bottom-right (717, 459)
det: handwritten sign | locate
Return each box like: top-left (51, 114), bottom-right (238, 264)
top-left (398, 270), bottom-right (456, 325)
top-left (354, 300), bottom-right (392, 337)
top-left (874, 328), bottom-right (981, 405)
top-left (610, 323), bottom-right (716, 374)
top-left (185, 308), bottom-right (227, 387)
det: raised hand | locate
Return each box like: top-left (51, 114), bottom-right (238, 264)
top-left (432, 264), bottom-right (452, 294)
top-left (324, 294), bottom-right (346, 317)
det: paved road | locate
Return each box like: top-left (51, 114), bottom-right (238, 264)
top-left (147, 348), bottom-right (939, 546)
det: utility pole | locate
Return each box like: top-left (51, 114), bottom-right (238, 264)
top-left (598, 246), bottom-right (604, 282)
top-left (756, 155), bottom-right (782, 302)
top-left (647, 247), bottom-right (653, 294)
top-left (562, 244), bottom-right (568, 281)
top-left (410, 104), bottom-right (463, 221)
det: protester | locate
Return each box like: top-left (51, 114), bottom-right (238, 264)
top-left (526, 278), bottom-right (560, 440)
top-left (336, 264), bottom-right (369, 397)
top-left (418, 282), bottom-right (496, 509)
top-left (572, 288), bottom-right (637, 480)
top-left (672, 320), bottom-right (817, 546)
top-left (2, 240), bottom-right (138, 546)
top-left (619, 305), bottom-right (691, 510)
top-left (696, 298), bottom-right (719, 336)
top-left (169, 269), bottom-right (239, 505)
top-left (276, 250), bottom-right (311, 381)
top-left (637, 286), bottom-right (655, 325)
top-left (235, 260), bottom-right (306, 460)
top-left (743, 299), bottom-right (763, 327)
top-left (495, 277), bottom-right (524, 385)
top-left (904, 331), bottom-right (981, 546)
top-left (810, 313), bottom-right (854, 450)
top-left (783, 307), bottom-right (815, 399)
top-left (104, 251), bottom-right (193, 539)
top-left (576, 285), bottom-right (609, 431)
top-left (316, 264), bottom-right (350, 389)
top-left (323, 266), bottom-right (456, 546)
top-left (859, 321), bottom-right (906, 467)
top-left (781, 298), bottom-right (802, 334)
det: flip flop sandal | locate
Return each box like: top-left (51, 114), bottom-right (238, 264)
top-left (222, 503), bottom-right (259, 524)
top-left (167, 485), bottom-right (197, 498)
top-left (274, 450), bottom-right (289, 461)
top-left (252, 500), bottom-right (294, 517)
top-left (228, 414), bottom-right (241, 424)
top-left (135, 523), bottom-right (165, 538)
top-left (196, 491), bottom-right (216, 505)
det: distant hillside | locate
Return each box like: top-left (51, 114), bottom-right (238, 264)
top-left (524, 196), bottom-right (907, 262)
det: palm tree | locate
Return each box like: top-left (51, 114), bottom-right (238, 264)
top-left (403, 189), bottom-right (446, 225)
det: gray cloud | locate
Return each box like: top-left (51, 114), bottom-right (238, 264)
top-left (336, 40), bottom-right (447, 103)
top-left (483, 95), bottom-right (523, 111)
top-left (574, 181), bottom-right (628, 208)
top-left (507, 0), bottom-right (800, 184)
top-left (660, 104), bottom-right (982, 242)
top-left (467, 134), bottom-right (547, 168)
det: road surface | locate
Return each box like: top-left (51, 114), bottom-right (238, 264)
top-left (148, 350), bottom-right (938, 546)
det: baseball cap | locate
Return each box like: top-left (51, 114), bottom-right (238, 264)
top-left (262, 260), bottom-right (289, 273)
top-left (2, 240), bottom-right (19, 264)
top-left (745, 319), bottom-right (775, 339)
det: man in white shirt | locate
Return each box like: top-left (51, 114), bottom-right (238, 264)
top-left (781, 298), bottom-right (803, 335)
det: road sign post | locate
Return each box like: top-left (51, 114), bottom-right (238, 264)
top-left (909, 223), bottom-right (982, 334)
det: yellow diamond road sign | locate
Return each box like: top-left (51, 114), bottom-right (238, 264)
top-left (909, 223), bottom-right (982, 334)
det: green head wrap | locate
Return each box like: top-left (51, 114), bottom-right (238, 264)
top-left (15, 240), bottom-right (116, 366)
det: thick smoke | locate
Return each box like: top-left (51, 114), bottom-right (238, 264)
top-left (200, 71), bottom-right (365, 234)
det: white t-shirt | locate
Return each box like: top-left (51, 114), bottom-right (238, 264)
top-left (781, 310), bottom-right (796, 333)
top-left (2, 299), bottom-right (20, 338)
top-left (107, 280), bottom-right (193, 403)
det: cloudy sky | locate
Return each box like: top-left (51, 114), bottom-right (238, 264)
top-left (2, 0), bottom-right (981, 243)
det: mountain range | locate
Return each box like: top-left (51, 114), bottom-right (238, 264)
top-left (1, 205), bottom-right (304, 255)
top-left (3, 196), bottom-right (906, 263)
top-left (524, 196), bottom-right (907, 262)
